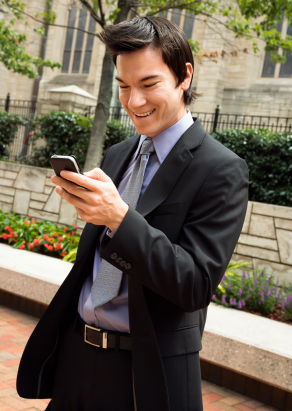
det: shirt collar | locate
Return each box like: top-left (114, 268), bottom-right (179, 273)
top-left (136, 110), bottom-right (194, 164)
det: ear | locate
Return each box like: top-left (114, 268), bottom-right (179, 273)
top-left (181, 63), bottom-right (193, 91)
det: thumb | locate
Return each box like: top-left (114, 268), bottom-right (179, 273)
top-left (84, 168), bottom-right (112, 183)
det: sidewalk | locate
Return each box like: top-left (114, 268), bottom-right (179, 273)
top-left (0, 305), bottom-right (278, 411)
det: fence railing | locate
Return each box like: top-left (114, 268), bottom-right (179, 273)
top-left (85, 104), bottom-right (292, 134)
top-left (0, 94), bottom-right (38, 161)
top-left (1, 93), bottom-right (292, 161)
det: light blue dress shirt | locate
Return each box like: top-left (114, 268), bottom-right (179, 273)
top-left (77, 111), bottom-right (194, 332)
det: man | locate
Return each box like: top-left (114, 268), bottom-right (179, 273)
top-left (17, 16), bottom-right (249, 411)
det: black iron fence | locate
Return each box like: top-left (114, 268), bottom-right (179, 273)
top-left (1, 93), bottom-right (291, 161)
top-left (0, 94), bottom-right (38, 161)
top-left (85, 104), bottom-right (292, 135)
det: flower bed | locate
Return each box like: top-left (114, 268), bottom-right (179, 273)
top-left (0, 209), bottom-right (79, 262)
top-left (213, 263), bottom-right (292, 324)
top-left (1, 209), bottom-right (291, 324)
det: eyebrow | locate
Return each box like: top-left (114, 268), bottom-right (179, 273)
top-left (115, 75), bottom-right (161, 83)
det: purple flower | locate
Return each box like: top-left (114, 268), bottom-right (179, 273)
top-left (222, 294), bottom-right (226, 304)
top-left (238, 301), bottom-right (242, 309)
top-left (249, 287), bottom-right (253, 292)
top-left (242, 272), bottom-right (246, 279)
top-left (261, 271), bottom-right (264, 277)
top-left (266, 290), bottom-right (271, 297)
top-left (281, 301), bottom-right (286, 310)
top-left (240, 299), bottom-right (245, 307)
top-left (246, 294), bottom-right (251, 298)
top-left (268, 274), bottom-right (273, 282)
top-left (228, 283), bottom-right (231, 290)
top-left (276, 280), bottom-right (279, 287)
top-left (287, 294), bottom-right (292, 302)
top-left (253, 279), bottom-right (258, 286)
top-left (238, 289), bottom-right (242, 296)
top-left (212, 294), bottom-right (216, 301)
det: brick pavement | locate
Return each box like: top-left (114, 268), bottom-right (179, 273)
top-left (0, 305), bottom-right (279, 411)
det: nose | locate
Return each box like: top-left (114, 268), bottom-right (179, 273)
top-left (127, 88), bottom-right (147, 112)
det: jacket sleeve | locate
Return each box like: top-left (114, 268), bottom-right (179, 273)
top-left (100, 156), bottom-right (249, 312)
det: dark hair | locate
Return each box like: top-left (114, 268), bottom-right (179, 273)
top-left (101, 16), bottom-right (199, 105)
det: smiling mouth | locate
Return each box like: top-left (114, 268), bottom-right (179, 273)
top-left (133, 109), bottom-right (155, 118)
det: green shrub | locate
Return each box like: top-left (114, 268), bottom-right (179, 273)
top-left (26, 111), bottom-right (131, 169)
top-left (0, 110), bottom-right (26, 159)
top-left (212, 129), bottom-right (292, 207)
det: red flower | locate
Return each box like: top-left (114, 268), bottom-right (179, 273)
top-left (16, 234), bottom-right (18, 237)
top-left (11, 214), bottom-right (14, 216)
top-left (33, 238), bottom-right (40, 246)
top-left (58, 236), bottom-right (63, 241)
top-left (31, 219), bottom-right (36, 223)
top-left (24, 221), bottom-right (28, 224)
top-left (63, 227), bottom-right (68, 232)
top-left (74, 225), bottom-right (78, 229)
top-left (53, 232), bottom-right (58, 237)
top-left (5, 225), bottom-right (11, 231)
top-left (3, 233), bottom-right (8, 240)
top-left (44, 234), bottom-right (49, 241)
top-left (71, 231), bottom-right (74, 236)
top-left (29, 242), bottom-right (34, 250)
top-left (32, 225), bottom-right (36, 228)
top-left (48, 245), bottom-right (53, 252)
top-left (61, 251), bottom-right (68, 256)
top-left (19, 244), bottom-right (25, 250)
top-left (55, 242), bottom-right (62, 250)
top-left (44, 243), bottom-right (49, 249)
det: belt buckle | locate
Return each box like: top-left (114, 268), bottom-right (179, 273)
top-left (84, 324), bottom-right (108, 349)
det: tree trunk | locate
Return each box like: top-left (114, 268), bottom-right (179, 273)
top-left (84, 0), bottom-right (132, 171)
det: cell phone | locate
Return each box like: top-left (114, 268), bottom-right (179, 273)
top-left (50, 154), bottom-right (85, 188)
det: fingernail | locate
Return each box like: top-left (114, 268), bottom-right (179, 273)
top-left (60, 171), bottom-right (66, 177)
top-left (56, 186), bottom-right (61, 193)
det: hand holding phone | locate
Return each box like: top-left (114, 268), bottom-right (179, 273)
top-left (50, 154), bottom-right (86, 188)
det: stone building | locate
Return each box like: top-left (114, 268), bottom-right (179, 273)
top-left (0, 0), bottom-right (291, 117)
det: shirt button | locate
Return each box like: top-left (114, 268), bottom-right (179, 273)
top-left (110, 253), bottom-right (118, 260)
top-left (125, 263), bottom-right (131, 270)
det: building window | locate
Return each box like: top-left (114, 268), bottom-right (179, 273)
top-left (262, 18), bottom-right (292, 78)
top-left (158, 9), bottom-right (195, 39)
top-left (61, 5), bottom-right (96, 74)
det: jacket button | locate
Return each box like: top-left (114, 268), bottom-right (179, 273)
top-left (125, 263), bottom-right (131, 270)
top-left (110, 253), bottom-right (118, 260)
top-left (119, 260), bottom-right (126, 267)
top-left (116, 257), bottom-right (122, 264)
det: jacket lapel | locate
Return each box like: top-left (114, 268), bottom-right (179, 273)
top-left (136, 118), bottom-right (206, 217)
top-left (107, 134), bottom-right (140, 187)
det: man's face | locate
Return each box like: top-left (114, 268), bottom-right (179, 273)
top-left (116, 46), bottom-right (192, 138)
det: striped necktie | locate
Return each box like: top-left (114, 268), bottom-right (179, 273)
top-left (91, 138), bottom-right (155, 308)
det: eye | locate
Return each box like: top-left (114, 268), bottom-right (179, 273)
top-left (144, 83), bottom-right (157, 88)
top-left (119, 85), bottom-right (129, 89)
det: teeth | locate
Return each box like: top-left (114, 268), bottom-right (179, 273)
top-left (135, 109), bottom-right (154, 117)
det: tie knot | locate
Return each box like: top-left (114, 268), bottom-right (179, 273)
top-left (140, 138), bottom-right (155, 156)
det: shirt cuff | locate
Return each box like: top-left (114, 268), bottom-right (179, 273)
top-left (106, 227), bottom-right (116, 238)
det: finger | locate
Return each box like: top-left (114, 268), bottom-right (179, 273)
top-left (56, 186), bottom-right (88, 211)
top-left (59, 170), bottom-right (105, 191)
top-left (84, 168), bottom-right (112, 183)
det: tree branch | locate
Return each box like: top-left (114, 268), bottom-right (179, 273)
top-left (10, 6), bottom-right (102, 40)
top-left (97, 0), bottom-right (105, 24)
top-left (79, 0), bottom-right (104, 27)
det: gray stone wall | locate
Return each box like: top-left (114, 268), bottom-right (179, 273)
top-left (0, 161), bottom-right (85, 229)
top-left (1, 161), bottom-right (292, 283)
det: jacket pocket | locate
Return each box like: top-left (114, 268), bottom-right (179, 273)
top-left (153, 201), bottom-right (186, 216)
top-left (156, 326), bottom-right (202, 358)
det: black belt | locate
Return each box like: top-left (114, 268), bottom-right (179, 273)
top-left (75, 314), bottom-right (132, 351)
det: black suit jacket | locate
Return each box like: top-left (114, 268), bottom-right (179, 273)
top-left (17, 119), bottom-right (249, 410)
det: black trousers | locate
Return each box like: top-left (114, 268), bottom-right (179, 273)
top-left (47, 313), bottom-right (203, 411)
top-left (49, 314), bottom-right (135, 411)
